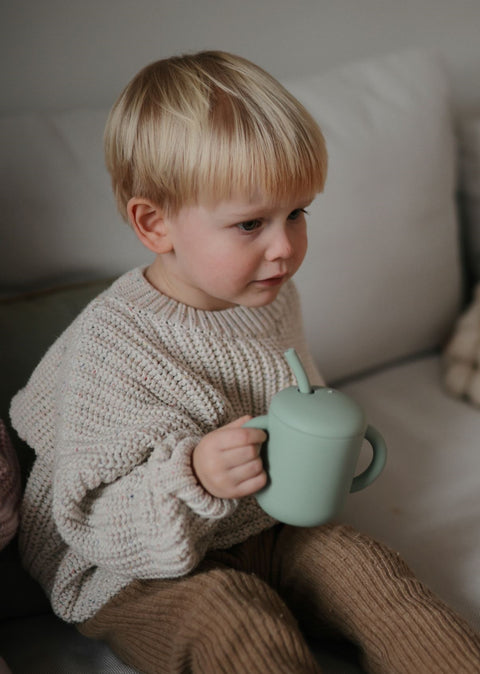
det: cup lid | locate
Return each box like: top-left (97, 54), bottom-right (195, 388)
top-left (271, 386), bottom-right (366, 438)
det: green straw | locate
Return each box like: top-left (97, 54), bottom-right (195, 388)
top-left (284, 348), bottom-right (312, 394)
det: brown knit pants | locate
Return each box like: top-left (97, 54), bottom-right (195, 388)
top-left (78, 524), bottom-right (480, 673)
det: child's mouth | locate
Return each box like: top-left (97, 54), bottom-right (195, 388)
top-left (254, 274), bottom-right (287, 287)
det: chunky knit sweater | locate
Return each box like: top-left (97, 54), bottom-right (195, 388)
top-left (10, 267), bottom-right (323, 623)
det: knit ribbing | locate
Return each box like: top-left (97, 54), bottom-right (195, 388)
top-left (276, 524), bottom-right (480, 674)
top-left (79, 554), bottom-right (322, 673)
top-left (9, 268), bottom-right (322, 623)
top-left (79, 524), bottom-right (480, 673)
top-left (108, 267), bottom-right (297, 338)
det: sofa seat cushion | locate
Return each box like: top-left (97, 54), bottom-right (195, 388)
top-left (339, 354), bottom-right (480, 631)
top-left (0, 613), bottom-right (363, 674)
top-left (0, 614), bottom-right (138, 674)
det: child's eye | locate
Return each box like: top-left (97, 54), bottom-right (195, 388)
top-left (237, 219), bottom-right (262, 232)
top-left (288, 208), bottom-right (308, 221)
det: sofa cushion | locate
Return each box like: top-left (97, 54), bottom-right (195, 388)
top-left (0, 613), bottom-right (138, 673)
top-left (287, 50), bottom-right (462, 382)
top-left (459, 115), bottom-right (480, 283)
top-left (339, 355), bottom-right (480, 632)
top-left (0, 110), bottom-right (147, 293)
top-left (442, 282), bottom-right (480, 405)
top-left (0, 613), bottom-right (362, 674)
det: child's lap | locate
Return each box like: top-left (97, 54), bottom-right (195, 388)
top-left (78, 521), bottom-right (366, 639)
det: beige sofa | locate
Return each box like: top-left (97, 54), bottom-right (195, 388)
top-left (1, 50), bottom-right (479, 673)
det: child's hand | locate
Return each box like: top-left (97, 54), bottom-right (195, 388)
top-left (192, 416), bottom-right (267, 499)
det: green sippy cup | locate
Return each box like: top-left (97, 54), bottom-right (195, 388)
top-left (244, 348), bottom-right (387, 527)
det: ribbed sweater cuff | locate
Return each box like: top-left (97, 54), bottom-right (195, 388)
top-left (152, 436), bottom-right (238, 520)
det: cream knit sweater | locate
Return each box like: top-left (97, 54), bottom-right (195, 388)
top-left (10, 267), bottom-right (323, 623)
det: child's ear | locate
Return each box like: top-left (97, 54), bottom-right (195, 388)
top-left (127, 198), bottom-right (173, 254)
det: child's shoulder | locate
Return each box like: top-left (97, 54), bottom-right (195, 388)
top-left (74, 267), bottom-right (161, 331)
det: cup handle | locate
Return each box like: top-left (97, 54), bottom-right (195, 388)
top-left (243, 415), bottom-right (269, 432)
top-left (350, 425), bottom-right (387, 493)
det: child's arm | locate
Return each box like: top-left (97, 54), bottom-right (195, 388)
top-left (10, 303), bottom-right (272, 584)
top-left (51, 406), bottom-right (238, 579)
top-left (35, 310), bottom-right (267, 581)
top-left (192, 416), bottom-right (267, 499)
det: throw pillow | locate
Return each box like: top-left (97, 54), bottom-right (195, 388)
top-left (443, 283), bottom-right (480, 406)
top-left (459, 116), bottom-right (480, 283)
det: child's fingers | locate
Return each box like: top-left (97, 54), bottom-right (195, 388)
top-left (218, 425), bottom-right (267, 453)
top-left (221, 415), bottom-right (252, 429)
top-left (221, 441), bottom-right (263, 469)
top-left (229, 466), bottom-right (268, 498)
top-left (228, 455), bottom-right (265, 483)
top-left (215, 416), bottom-right (268, 450)
top-left (193, 416), bottom-right (268, 498)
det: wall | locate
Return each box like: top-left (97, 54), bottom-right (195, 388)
top-left (1, 0), bottom-right (479, 294)
top-left (1, 0), bottom-right (479, 115)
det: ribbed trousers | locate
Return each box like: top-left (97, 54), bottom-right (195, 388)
top-left (78, 523), bottom-right (480, 673)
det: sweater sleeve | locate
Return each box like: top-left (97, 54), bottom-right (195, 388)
top-left (48, 303), bottom-right (237, 578)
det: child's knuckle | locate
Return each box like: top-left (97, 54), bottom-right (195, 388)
top-left (238, 428), bottom-right (251, 446)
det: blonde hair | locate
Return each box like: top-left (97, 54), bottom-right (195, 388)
top-left (105, 51), bottom-right (327, 220)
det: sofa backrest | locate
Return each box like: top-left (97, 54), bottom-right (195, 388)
top-left (289, 50), bottom-right (462, 381)
top-left (0, 50), bottom-right (463, 384)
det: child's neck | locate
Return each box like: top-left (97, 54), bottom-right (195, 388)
top-left (144, 257), bottom-right (236, 312)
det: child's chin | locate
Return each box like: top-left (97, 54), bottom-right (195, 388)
top-left (243, 289), bottom-right (282, 308)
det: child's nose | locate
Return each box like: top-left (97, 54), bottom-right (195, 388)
top-left (265, 228), bottom-right (294, 261)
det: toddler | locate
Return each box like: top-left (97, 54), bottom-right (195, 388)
top-left (10, 51), bottom-right (480, 673)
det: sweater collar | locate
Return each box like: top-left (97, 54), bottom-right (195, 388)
top-left (109, 266), bottom-right (295, 337)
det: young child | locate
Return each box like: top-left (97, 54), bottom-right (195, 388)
top-left (10, 51), bottom-right (480, 674)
